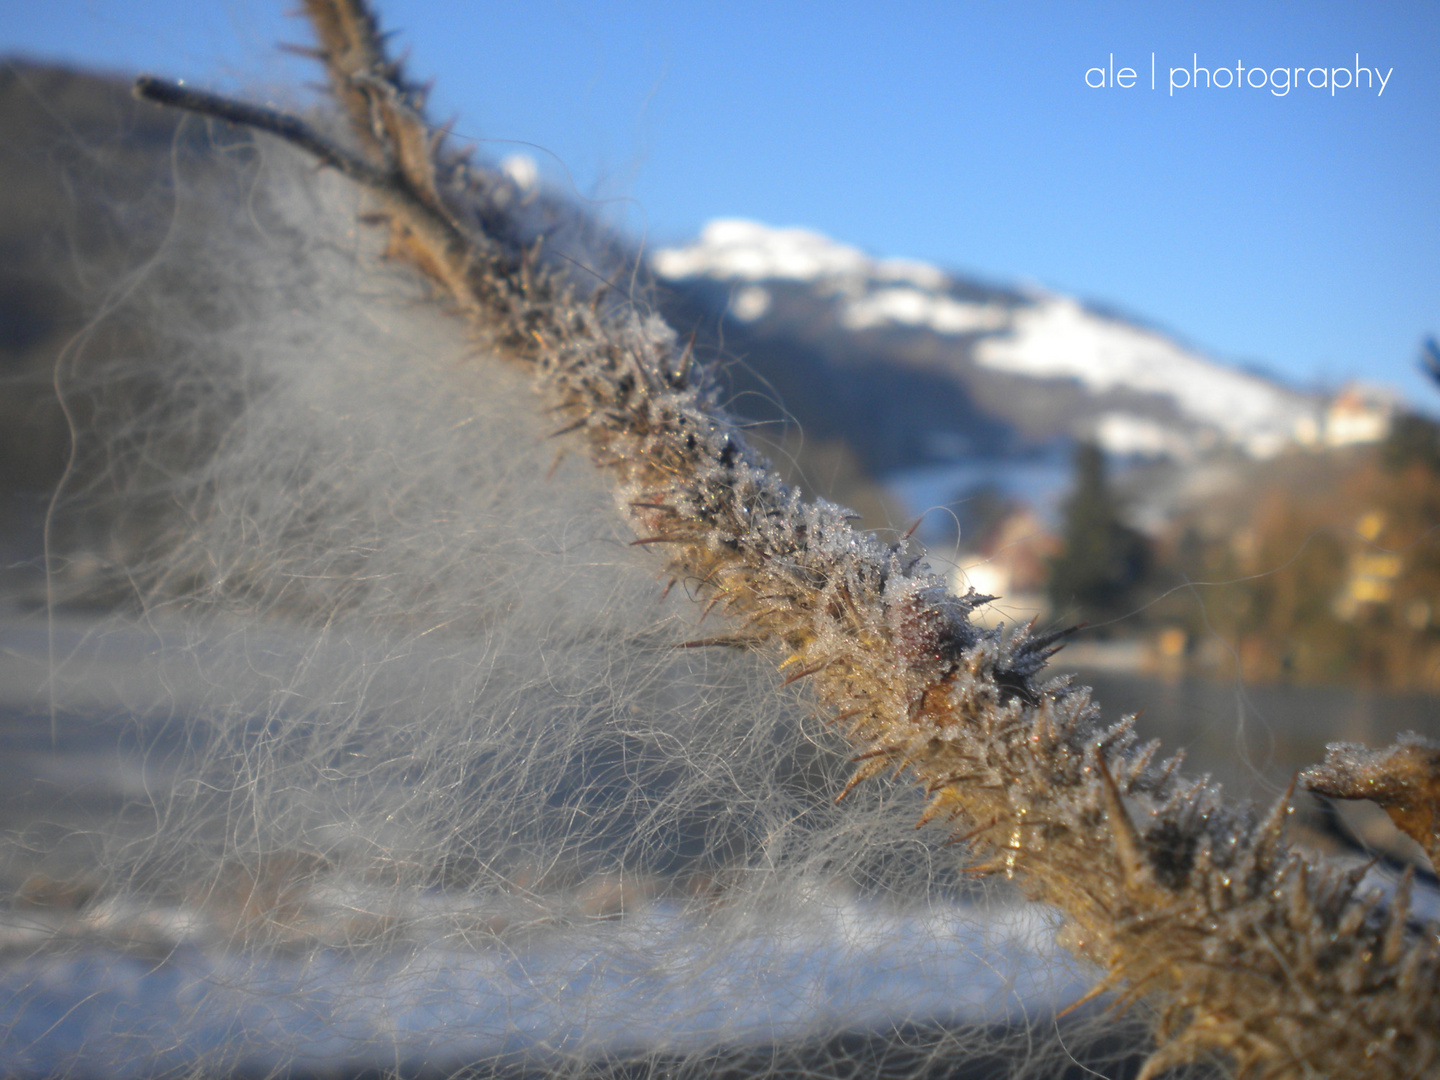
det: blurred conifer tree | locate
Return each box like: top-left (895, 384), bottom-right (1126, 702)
top-left (1047, 442), bottom-right (1149, 627)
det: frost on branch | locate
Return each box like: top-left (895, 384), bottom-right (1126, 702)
top-left (1302, 732), bottom-right (1440, 870)
top-left (119, 2), bottom-right (1440, 1076)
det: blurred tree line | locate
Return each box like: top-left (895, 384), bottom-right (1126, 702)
top-left (1045, 359), bottom-right (1440, 689)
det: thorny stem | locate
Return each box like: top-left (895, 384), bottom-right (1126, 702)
top-left (1303, 734), bottom-right (1440, 869)
top-left (133, 77), bottom-right (381, 187)
top-left (134, 3), bottom-right (1440, 1076)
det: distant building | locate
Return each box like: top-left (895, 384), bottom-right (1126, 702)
top-left (1323, 384), bottom-right (1396, 448)
top-left (949, 507), bottom-right (1059, 628)
top-left (1333, 509), bottom-right (1404, 621)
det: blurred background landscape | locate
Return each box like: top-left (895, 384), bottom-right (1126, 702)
top-left (1, 57), bottom-right (1438, 867)
top-left (2, 2), bottom-right (1436, 699)
top-left (4, 58), bottom-right (1440, 690)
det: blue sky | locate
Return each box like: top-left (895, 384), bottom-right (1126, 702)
top-left (4, 2), bottom-right (1437, 406)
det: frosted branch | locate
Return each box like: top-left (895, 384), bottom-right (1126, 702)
top-left (131, 3), bottom-right (1440, 1075)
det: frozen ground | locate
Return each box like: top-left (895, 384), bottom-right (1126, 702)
top-left (0, 609), bottom-right (1094, 1078)
top-left (0, 894), bottom-right (1082, 1079)
top-left (2, 606), bottom-right (1430, 1080)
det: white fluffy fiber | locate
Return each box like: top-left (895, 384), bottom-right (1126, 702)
top-left (0, 133), bottom-right (1099, 1078)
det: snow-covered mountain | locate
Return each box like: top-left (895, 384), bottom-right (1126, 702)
top-left (653, 220), bottom-right (1324, 466)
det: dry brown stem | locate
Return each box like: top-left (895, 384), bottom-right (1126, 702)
top-left (1303, 732), bottom-right (1440, 869)
top-left (131, 3), bottom-right (1440, 1075)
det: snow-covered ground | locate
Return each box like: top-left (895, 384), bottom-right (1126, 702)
top-left (0, 610), bottom-right (1089, 1078)
top-left (0, 893), bottom-right (1081, 1079)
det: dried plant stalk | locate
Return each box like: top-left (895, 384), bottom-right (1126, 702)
top-left (1303, 732), bottom-right (1440, 870)
top-left (133, 3), bottom-right (1440, 1076)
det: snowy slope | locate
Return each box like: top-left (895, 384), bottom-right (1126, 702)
top-left (654, 220), bottom-right (1320, 460)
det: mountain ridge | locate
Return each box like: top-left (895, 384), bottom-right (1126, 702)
top-left (652, 218), bottom-right (1339, 470)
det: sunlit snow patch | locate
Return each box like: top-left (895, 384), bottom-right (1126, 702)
top-left (0, 893), bottom-right (1083, 1078)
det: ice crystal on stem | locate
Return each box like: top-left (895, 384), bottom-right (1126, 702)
top-left (1303, 732), bottom-right (1440, 870)
top-left (131, 3), bottom-right (1440, 1075)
